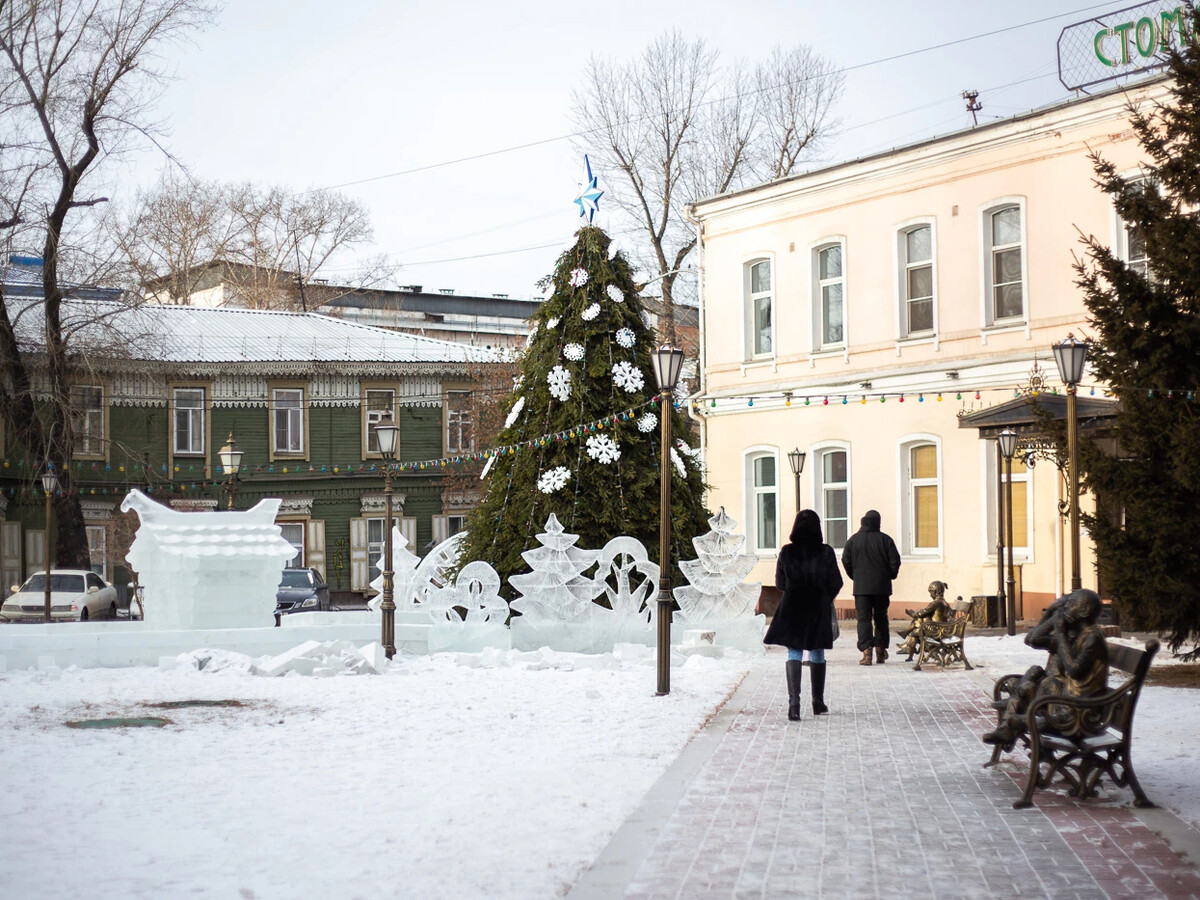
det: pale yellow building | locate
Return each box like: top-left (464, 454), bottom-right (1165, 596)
top-left (689, 78), bottom-right (1166, 621)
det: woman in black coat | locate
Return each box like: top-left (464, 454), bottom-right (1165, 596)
top-left (763, 509), bottom-right (844, 720)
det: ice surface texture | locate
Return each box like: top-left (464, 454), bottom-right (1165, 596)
top-left (673, 508), bottom-right (765, 650)
top-left (121, 489), bottom-right (296, 629)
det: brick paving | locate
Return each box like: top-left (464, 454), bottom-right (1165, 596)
top-left (570, 641), bottom-right (1200, 900)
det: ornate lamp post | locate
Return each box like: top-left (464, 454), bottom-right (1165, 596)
top-left (787, 448), bottom-right (806, 514)
top-left (40, 466), bottom-right (57, 623)
top-left (651, 346), bottom-right (685, 696)
top-left (998, 428), bottom-right (1019, 636)
top-left (1052, 334), bottom-right (1088, 592)
top-left (374, 409), bottom-right (400, 660)
top-left (217, 433), bottom-right (244, 510)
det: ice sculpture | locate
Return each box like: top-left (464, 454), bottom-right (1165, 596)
top-left (121, 489), bottom-right (296, 629)
top-left (673, 507), bottom-right (765, 651)
top-left (591, 536), bottom-right (658, 648)
top-left (423, 560), bottom-right (511, 652)
top-left (367, 524), bottom-right (422, 612)
top-left (509, 514), bottom-right (603, 651)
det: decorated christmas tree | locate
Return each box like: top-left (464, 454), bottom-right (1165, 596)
top-left (458, 201), bottom-right (709, 598)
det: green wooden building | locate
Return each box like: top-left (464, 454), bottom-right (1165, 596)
top-left (0, 295), bottom-right (494, 605)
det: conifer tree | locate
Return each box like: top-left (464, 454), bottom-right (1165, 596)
top-left (458, 225), bottom-right (709, 598)
top-left (1074, 33), bottom-right (1200, 655)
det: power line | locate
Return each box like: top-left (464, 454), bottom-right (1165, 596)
top-left (309, 3), bottom-right (1115, 193)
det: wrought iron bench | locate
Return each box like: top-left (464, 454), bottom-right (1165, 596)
top-left (988, 638), bottom-right (1159, 810)
top-left (911, 608), bottom-right (973, 671)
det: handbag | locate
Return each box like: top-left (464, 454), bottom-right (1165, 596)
top-left (831, 602), bottom-right (840, 641)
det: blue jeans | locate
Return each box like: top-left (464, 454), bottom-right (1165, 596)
top-left (787, 648), bottom-right (825, 663)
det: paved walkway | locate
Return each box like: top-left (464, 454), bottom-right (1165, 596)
top-left (570, 640), bottom-right (1200, 900)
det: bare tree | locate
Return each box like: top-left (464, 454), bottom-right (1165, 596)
top-left (571, 32), bottom-right (843, 343)
top-left (0, 0), bottom-right (212, 567)
top-left (118, 176), bottom-right (394, 310)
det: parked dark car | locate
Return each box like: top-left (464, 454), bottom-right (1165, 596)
top-left (275, 568), bottom-right (331, 617)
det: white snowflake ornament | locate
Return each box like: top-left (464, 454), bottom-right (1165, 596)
top-left (526, 321), bottom-right (539, 347)
top-left (548, 365), bottom-right (572, 401)
top-left (637, 412), bottom-right (658, 432)
top-left (547, 317), bottom-right (560, 330)
top-left (504, 395), bottom-right (525, 429)
top-left (569, 268), bottom-right (589, 288)
top-left (581, 303), bottom-right (601, 321)
top-left (563, 343), bottom-right (585, 361)
top-left (611, 361), bottom-right (645, 393)
top-left (615, 327), bottom-right (635, 348)
top-left (670, 447), bottom-right (687, 478)
top-left (606, 284), bottom-right (624, 303)
top-left (586, 434), bottom-right (621, 465)
top-left (480, 454), bottom-right (496, 479)
top-left (537, 466), bottom-right (571, 494)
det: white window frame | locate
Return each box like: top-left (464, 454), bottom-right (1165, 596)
top-left (895, 219), bottom-right (936, 340)
top-left (272, 387), bottom-right (305, 456)
top-left (811, 238), bottom-right (847, 352)
top-left (173, 387), bottom-right (206, 456)
top-left (811, 441), bottom-right (851, 551)
top-left (364, 388), bottom-right (396, 456)
top-left (446, 389), bottom-right (473, 454)
top-left (1112, 171), bottom-right (1155, 281)
top-left (744, 446), bottom-right (780, 556)
top-left (981, 441), bottom-right (1033, 563)
top-left (278, 521), bottom-right (305, 568)
top-left (742, 255), bottom-right (775, 363)
top-left (366, 516), bottom-right (385, 584)
top-left (71, 384), bottom-right (105, 459)
top-left (980, 198), bottom-right (1028, 327)
top-left (898, 435), bottom-right (943, 560)
top-left (85, 524), bottom-right (107, 580)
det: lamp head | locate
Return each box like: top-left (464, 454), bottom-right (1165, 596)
top-left (374, 409), bottom-right (399, 459)
top-left (1052, 333), bottom-right (1088, 387)
top-left (218, 432), bottom-right (243, 476)
top-left (40, 467), bottom-right (58, 494)
top-left (998, 428), bottom-right (1019, 460)
top-left (651, 346), bottom-right (684, 392)
top-left (787, 447), bottom-right (806, 476)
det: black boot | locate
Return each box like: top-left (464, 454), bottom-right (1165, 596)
top-left (785, 660), bottom-right (802, 721)
top-left (811, 662), bottom-right (828, 715)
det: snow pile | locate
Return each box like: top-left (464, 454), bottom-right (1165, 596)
top-left (164, 640), bottom-right (388, 677)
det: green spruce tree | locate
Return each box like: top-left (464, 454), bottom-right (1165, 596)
top-left (1075, 35), bottom-right (1200, 656)
top-left (459, 225), bottom-right (710, 598)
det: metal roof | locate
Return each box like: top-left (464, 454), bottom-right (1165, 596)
top-left (8, 297), bottom-right (497, 365)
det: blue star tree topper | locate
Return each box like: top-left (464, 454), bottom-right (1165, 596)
top-left (574, 155), bottom-right (604, 223)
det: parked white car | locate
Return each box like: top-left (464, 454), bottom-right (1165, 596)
top-left (1, 570), bottom-right (118, 622)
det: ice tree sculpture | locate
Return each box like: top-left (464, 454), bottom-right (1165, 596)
top-left (121, 489), bottom-right (296, 629)
top-left (673, 507), bottom-right (764, 650)
top-left (509, 514), bottom-right (602, 651)
top-left (592, 536), bottom-right (658, 648)
top-left (368, 524), bottom-right (422, 612)
top-left (423, 560), bottom-right (511, 652)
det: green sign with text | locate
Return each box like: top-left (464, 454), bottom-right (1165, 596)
top-left (1059, 2), bottom-right (1195, 90)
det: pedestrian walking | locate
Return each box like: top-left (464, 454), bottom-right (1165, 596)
top-left (841, 509), bottom-right (901, 666)
top-left (763, 509), bottom-right (844, 720)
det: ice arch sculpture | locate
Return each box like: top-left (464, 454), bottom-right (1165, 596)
top-left (121, 489), bottom-right (296, 629)
top-left (591, 535), bottom-right (658, 648)
top-left (424, 560), bottom-right (511, 652)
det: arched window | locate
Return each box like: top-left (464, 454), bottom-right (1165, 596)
top-left (900, 438), bottom-right (942, 557)
top-left (744, 448), bottom-right (780, 553)
top-left (744, 257), bottom-right (773, 360)
top-left (812, 443), bottom-right (850, 550)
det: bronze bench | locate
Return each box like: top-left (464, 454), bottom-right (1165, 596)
top-left (986, 638), bottom-right (1159, 810)
top-left (911, 610), bottom-right (973, 671)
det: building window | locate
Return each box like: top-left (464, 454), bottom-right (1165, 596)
top-left (814, 447), bottom-right (850, 550)
top-left (984, 203), bottom-right (1025, 323)
top-left (1117, 177), bottom-right (1155, 280)
top-left (365, 389), bottom-right (395, 455)
top-left (813, 242), bottom-right (845, 349)
top-left (900, 224), bottom-right (934, 336)
top-left (745, 258), bottom-right (773, 359)
top-left (367, 517), bottom-right (385, 583)
top-left (446, 390), bottom-right (472, 454)
top-left (902, 440), bottom-right (941, 555)
top-left (71, 385), bottom-right (104, 457)
top-left (746, 451), bottom-right (778, 553)
top-left (279, 522), bottom-right (304, 568)
top-left (985, 442), bottom-right (1031, 559)
top-left (272, 388), bottom-right (304, 455)
top-left (86, 525), bottom-right (107, 579)
top-left (173, 387), bottom-right (205, 455)
top-left (448, 514), bottom-right (466, 536)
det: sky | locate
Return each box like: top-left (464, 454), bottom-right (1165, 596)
top-left (110, 0), bottom-right (1158, 299)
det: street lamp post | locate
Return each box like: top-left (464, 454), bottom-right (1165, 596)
top-left (374, 409), bottom-right (400, 660)
top-left (787, 448), bottom-right (806, 514)
top-left (994, 437), bottom-right (1007, 630)
top-left (41, 466), bottom-right (57, 623)
top-left (217, 433), bottom-right (244, 510)
top-left (998, 429), bottom-right (1019, 636)
top-left (651, 346), bottom-right (685, 696)
top-left (1053, 334), bottom-right (1088, 592)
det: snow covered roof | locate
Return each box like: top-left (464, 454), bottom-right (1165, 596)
top-left (8, 297), bottom-right (497, 366)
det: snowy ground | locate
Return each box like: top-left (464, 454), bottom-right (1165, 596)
top-left (0, 634), bottom-right (1196, 900)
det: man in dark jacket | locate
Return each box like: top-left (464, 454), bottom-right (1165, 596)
top-left (841, 510), bottom-right (901, 666)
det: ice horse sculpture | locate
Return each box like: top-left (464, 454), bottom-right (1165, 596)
top-left (121, 489), bottom-right (296, 629)
top-left (673, 507), bottom-right (765, 651)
